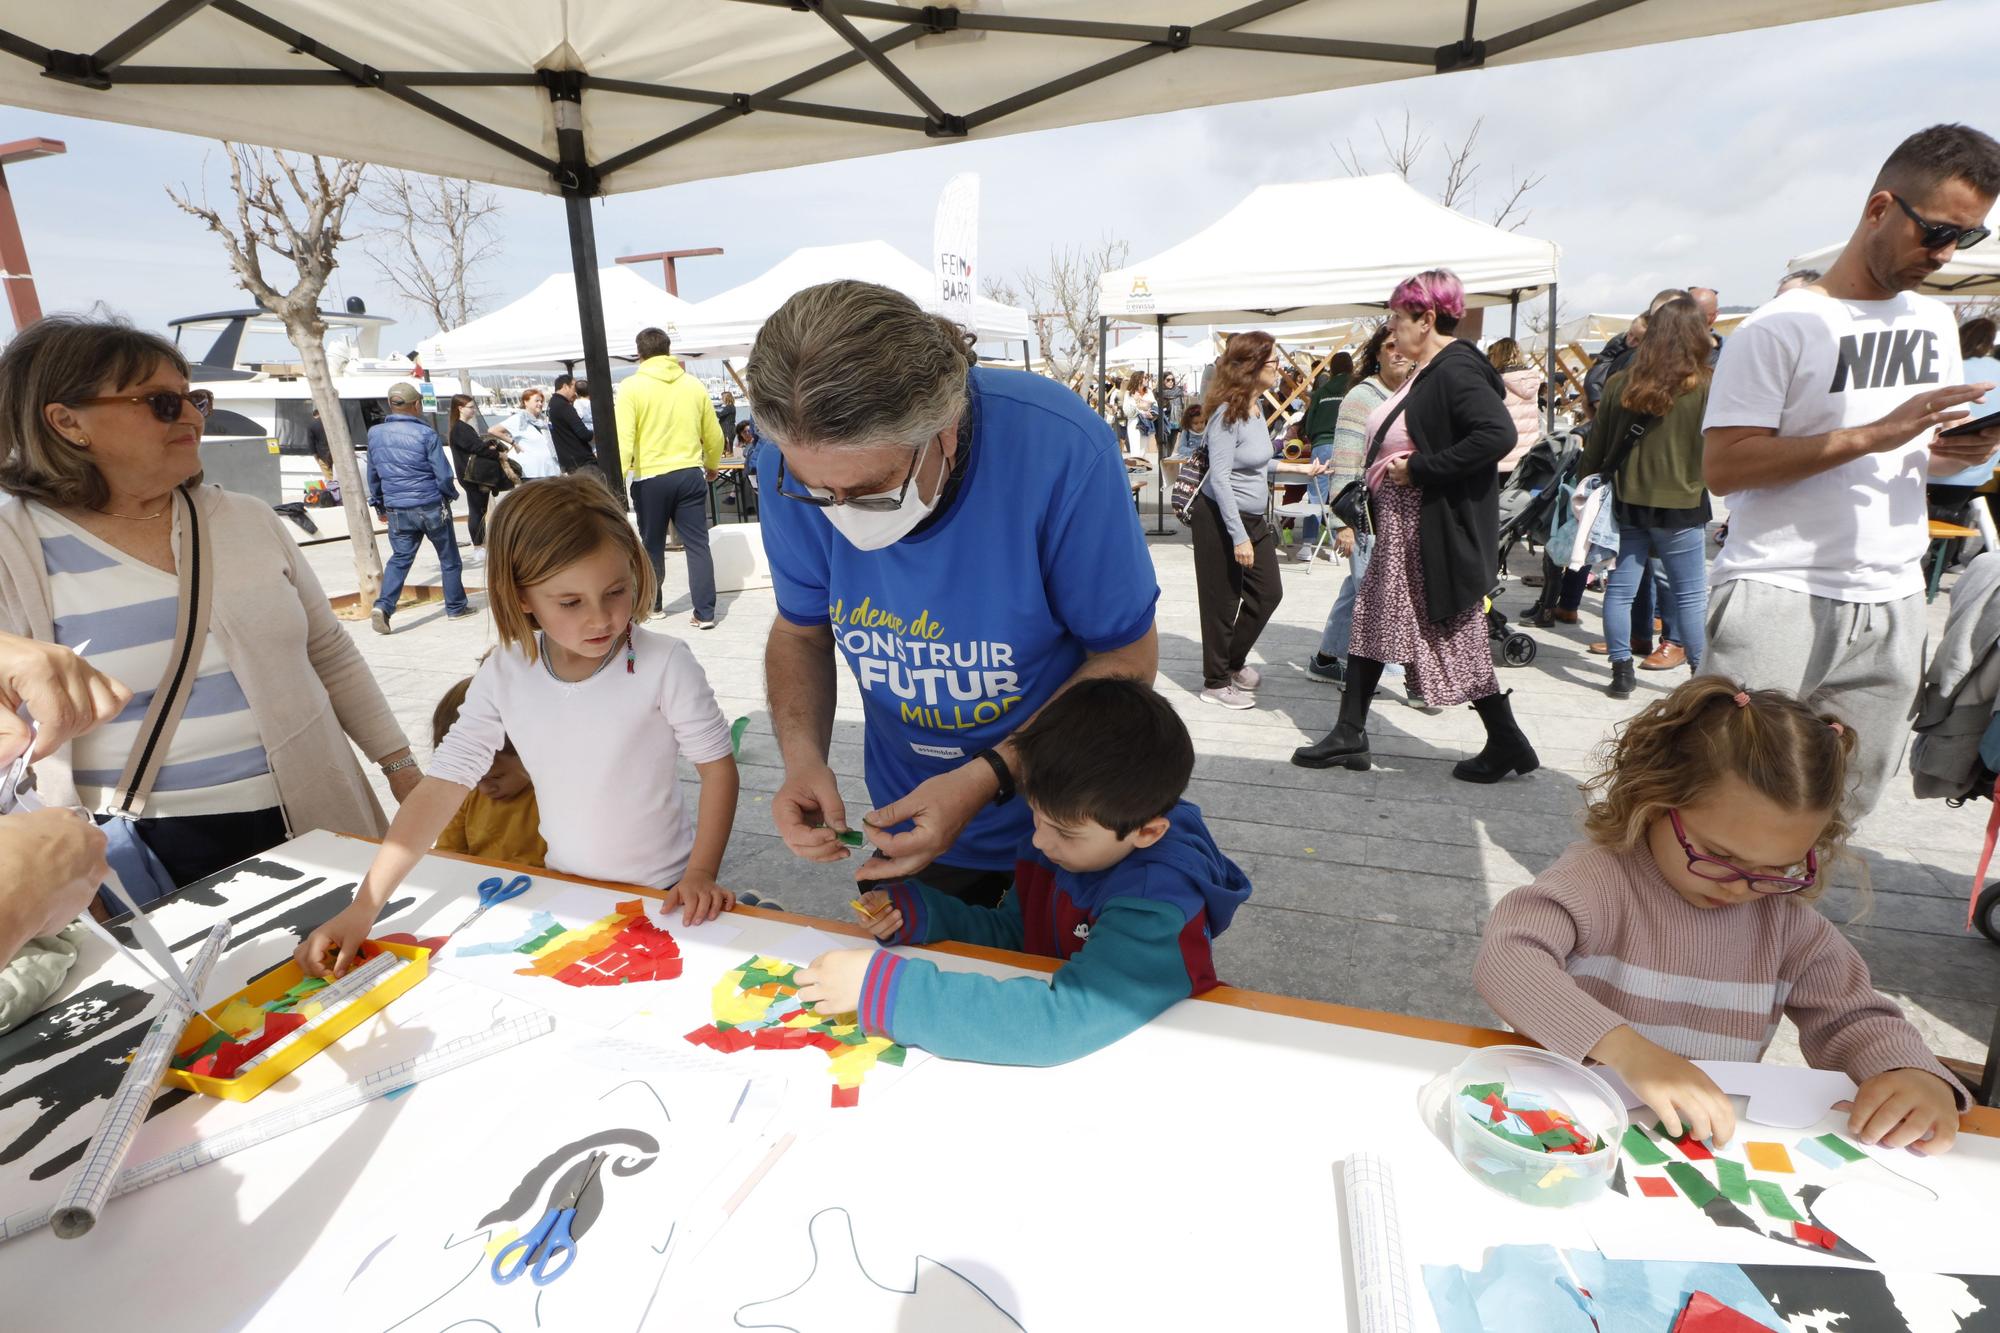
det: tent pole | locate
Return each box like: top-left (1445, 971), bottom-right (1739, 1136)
top-left (1021, 338), bottom-right (1029, 372)
top-left (1509, 292), bottom-right (1519, 341)
top-left (566, 194), bottom-right (619, 497)
top-left (1097, 315), bottom-right (1109, 441)
top-left (1545, 282), bottom-right (1558, 436)
top-left (1150, 315), bottom-right (1170, 536)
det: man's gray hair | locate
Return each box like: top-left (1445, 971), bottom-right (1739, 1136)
top-left (747, 280), bottom-right (975, 451)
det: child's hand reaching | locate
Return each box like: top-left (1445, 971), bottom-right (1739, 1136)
top-left (295, 901), bottom-right (380, 980)
top-left (795, 948), bottom-right (873, 1017)
top-left (1592, 1025), bottom-right (1737, 1145)
top-left (1845, 1069), bottom-right (1960, 1154)
top-left (662, 872), bottom-right (736, 926)
top-left (851, 890), bottom-right (903, 941)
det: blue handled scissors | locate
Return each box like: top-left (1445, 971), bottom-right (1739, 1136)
top-left (492, 1151), bottom-right (606, 1286)
top-left (447, 873), bottom-right (533, 939)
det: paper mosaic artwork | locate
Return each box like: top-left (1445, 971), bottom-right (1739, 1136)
top-left (684, 956), bottom-right (908, 1108)
top-left (455, 897), bottom-right (685, 989)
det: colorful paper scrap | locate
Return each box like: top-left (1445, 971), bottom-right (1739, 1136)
top-left (1635, 1175), bottom-right (1678, 1199)
top-left (1742, 1141), bottom-right (1793, 1174)
top-left (1664, 1161), bottom-right (1718, 1208)
top-left (1621, 1125), bottom-right (1669, 1165)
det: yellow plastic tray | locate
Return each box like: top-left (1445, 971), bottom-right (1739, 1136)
top-left (165, 938), bottom-right (429, 1101)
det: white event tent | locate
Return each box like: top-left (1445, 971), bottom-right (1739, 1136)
top-left (419, 265), bottom-right (696, 369)
top-left (1103, 329), bottom-right (1214, 373)
top-left (672, 240), bottom-right (1033, 361)
top-left (0, 1), bottom-right (1926, 485)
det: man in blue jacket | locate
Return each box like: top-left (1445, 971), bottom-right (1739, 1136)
top-left (367, 381), bottom-right (469, 634)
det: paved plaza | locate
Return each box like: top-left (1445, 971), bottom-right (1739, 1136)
top-left (305, 507), bottom-right (1999, 1069)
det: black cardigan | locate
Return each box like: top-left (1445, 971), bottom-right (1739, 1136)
top-left (548, 392), bottom-right (595, 472)
top-left (1400, 339), bottom-right (1518, 623)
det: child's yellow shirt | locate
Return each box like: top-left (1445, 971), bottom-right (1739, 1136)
top-left (437, 787), bottom-right (546, 869)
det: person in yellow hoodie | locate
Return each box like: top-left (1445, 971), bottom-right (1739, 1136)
top-left (617, 326), bottom-right (726, 628)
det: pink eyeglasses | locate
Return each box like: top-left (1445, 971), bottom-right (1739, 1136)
top-left (1667, 810), bottom-right (1818, 894)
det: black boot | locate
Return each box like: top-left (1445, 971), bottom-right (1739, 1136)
top-left (1607, 659), bottom-right (1636, 698)
top-left (1293, 657), bottom-right (1382, 770)
top-left (1453, 691), bottom-right (1540, 784)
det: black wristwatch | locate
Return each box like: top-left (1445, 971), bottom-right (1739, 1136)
top-left (973, 748), bottom-right (1015, 805)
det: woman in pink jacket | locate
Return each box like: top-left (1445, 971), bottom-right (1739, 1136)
top-left (1487, 338), bottom-right (1543, 474)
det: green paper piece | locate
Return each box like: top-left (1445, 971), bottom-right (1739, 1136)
top-left (1715, 1158), bottom-right (1751, 1204)
top-left (1665, 1161), bottom-right (1718, 1208)
top-left (1460, 1081), bottom-right (1504, 1103)
top-left (172, 1031), bottom-right (231, 1070)
top-left (730, 716), bottom-right (750, 758)
top-left (1814, 1132), bottom-right (1867, 1163)
top-left (835, 829), bottom-right (866, 848)
top-left (1621, 1125), bottom-right (1669, 1165)
top-left (877, 1044), bottom-right (906, 1066)
top-left (1535, 1127), bottom-right (1583, 1149)
top-left (1748, 1179), bottom-right (1803, 1223)
top-left (516, 923), bottom-right (566, 955)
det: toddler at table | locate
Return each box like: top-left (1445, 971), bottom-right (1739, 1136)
top-left (796, 679), bottom-right (1252, 1065)
top-left (1474, 677), bottom-right (1966, 1154)
top-left (429, 676), bottom-right (544, 870)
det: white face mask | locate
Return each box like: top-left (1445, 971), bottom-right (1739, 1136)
top-left (820, 437), bottom-right (942, 551)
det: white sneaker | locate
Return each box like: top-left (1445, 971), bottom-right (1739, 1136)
top-left (463, 548), bottom-right (485, 566)
top-left (1230, 665), bottom-right (1262, 690)
top-left (1202, 684), bottom-right (1256, 710)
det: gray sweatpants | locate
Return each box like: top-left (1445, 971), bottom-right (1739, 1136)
top-left (1702, 579), bottom-right (1926, 819)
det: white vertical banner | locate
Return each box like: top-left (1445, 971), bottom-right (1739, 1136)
top-left (933, 172), bottom-right (980, 328)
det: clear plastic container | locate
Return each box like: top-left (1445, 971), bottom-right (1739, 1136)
top-left (1446, 1045), bottom-right (1627, 1208)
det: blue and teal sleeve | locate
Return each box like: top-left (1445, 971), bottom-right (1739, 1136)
top-left (855, 897), bottom-right (1192, 1067)
top-left (880, 880), bottom-right (1023, 952)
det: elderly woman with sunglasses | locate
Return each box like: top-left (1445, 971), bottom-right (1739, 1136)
top-left (0, 317), bottom-right (416, 902)
top-left (750, 281), bottom-right (1159, 909)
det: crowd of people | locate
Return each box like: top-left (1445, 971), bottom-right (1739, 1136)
top-left (0, 122), bottom-right (1995, 1150)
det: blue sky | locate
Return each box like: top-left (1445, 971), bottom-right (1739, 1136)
top-left (0, 0), bottom-right (1993, 348)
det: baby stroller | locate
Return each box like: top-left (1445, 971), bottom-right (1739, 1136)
top-left (1496, 430), bottom-right (1585, 577)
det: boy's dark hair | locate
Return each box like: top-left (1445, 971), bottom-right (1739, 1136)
top-left (432, 676), bottom-right (513, 754)
top-left (1873, 123), bottom-right (2000, 200)
top-left (1012, 679), bottom-right (1194, 838)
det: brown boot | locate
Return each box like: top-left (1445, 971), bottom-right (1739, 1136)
top-left (1640, 642), bottom-right (1688, 671)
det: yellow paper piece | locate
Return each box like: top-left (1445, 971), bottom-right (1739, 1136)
top-left (1744, 1141), bottom-right (1795, 1174)
top-left (216, 1000), bottom-right (265, 1036)
top-left (1536, 1166), bottom-right (1574, 1189)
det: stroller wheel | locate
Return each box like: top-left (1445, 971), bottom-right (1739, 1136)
top-left (1501, 633), bottom-right (1538, 668)
top-left (1977, 881), bottom-right (2000, 946)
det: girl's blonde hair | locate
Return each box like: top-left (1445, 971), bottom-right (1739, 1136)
top-left (484, 475), bottom-right (654, 664)
top-left (1581, 677), bottom-right (1859, 901)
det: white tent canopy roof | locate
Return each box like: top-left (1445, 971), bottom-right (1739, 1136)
top-left (1788, 230), bottom-right (2000, 297)
top-left (0, 3), bottom-right (1926, 199)
top-left (1099, 175), bottom-right (1562, 324)
top-left (671, 240), bottom-right (1032, 357)
top-left (418, 266), bottom-right (696, 369)
top-left (1103, 330), bottom-right (1214, 370)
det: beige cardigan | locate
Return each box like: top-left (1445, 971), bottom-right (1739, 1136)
top-left (0, 486), bottom-right (407, 839)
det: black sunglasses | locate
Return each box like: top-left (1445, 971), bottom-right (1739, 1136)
top-left (67, 389), bottom-right (215, 423)
top-left (1892, 194), bottom-right (1991, 252)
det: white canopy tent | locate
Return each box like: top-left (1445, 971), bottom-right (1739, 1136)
top-left (1788, 230), bottom-right (2000, 297)
top-left (1103, 329), bottom-right (1213, 372)
top-left (419, 265), bottom-right (696, 369)
top-left (672, 240), bottom-right (1033, 360)
top-left (0, 1), bottom-right (1926, 483)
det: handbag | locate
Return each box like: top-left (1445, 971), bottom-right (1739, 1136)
top-left (1170, 441), bottom-right (1210, 524)
top-left (1328, 387), bottom-right (1417, 535)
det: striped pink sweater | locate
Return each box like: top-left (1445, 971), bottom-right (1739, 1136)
top-left (1473, 840), bottom-right (1967, 1109)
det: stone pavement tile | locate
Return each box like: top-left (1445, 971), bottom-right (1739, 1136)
top-left (1215, 904), bottom-right (1492, 1029)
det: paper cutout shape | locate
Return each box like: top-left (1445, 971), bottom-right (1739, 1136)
top-left (1601, 1060), bottom-right (1858, 1128)
top-left (1636, 1176), bottom-right (1678, 1199)
top-left (1714, 1159), bottom-right (1751, 1205)
top-left (509, 899), bottom-right (683, 988)
top-left (734, 1206), bottom-right (1024, 1332)
top-left (1742, 1141), bottom-right (1793, 1174)
top-left (1622, 1125), bottom-right (1670, 1165)
top-left (1746, 1262), bottom-right (2000, 1333)
top-left (1666, 1161), bottom-right (1719, 1208)
top-left (1746, 1180), bottom-right (1802, 1224)
top-left (685, 956), bottom-right (910, 1108)
top-left (1659, 1123), bottom-right (1714, 1161)
top-left (1672, 1290), bottom-right (1773, 1332)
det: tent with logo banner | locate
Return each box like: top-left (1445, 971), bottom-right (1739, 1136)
top-left (671, 239), bottom-right (1033, 362)
top-left (418, 265), bottom-right (697, 370)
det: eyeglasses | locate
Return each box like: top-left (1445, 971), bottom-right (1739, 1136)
top-left (1891, 194), bottom-right (1991, 252)
top-left (1666, 809), bottom-right (1818, 894)
top-left (66, 389), bottom-right (214, 423)
top-left (776, 434), bottom-right (933, 512)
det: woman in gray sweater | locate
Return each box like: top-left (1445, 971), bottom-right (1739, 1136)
top-left (1189, 331), bottom-right (1283, 709)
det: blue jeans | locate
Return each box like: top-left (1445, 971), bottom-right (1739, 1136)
top-left (1300, 441), bottom-right (1336, 546)
top-left (634, 467), bottom-right (715, 619)
top-left (1317, 533), bottom-right (1372, 659)
top-left (1605, 525), bottom-right (1707, 666)
top-left (376, 501), bottom-right (466, 618)
top-left (1628, 558), bottom-right (1675, 650)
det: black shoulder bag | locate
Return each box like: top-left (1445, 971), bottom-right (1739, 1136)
top-left (1327, 388), bottom-right (1417, 537)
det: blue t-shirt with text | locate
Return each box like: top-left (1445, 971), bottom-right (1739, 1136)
top-left (757, 367), bottom-right (1159, 870)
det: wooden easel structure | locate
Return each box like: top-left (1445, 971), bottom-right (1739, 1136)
top-left (1208, 326), bottom-right (1364, 432)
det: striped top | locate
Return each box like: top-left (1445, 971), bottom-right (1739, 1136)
top-left (1473, 840), bottom-right (1966, 1108)
top-left (32, 503), bottom-right (280, 819)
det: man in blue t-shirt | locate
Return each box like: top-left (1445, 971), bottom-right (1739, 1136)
top-left (753, 281), bottom-right (1160, 907)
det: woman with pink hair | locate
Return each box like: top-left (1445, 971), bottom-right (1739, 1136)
top-left (1292, 270), bottom-right (1538, 783)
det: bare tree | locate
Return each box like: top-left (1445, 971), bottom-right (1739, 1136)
top-left (366, 171), bottom-right (503, 331)
top-left (990, 236), bottom-right (1130, 385)
top-left (168, 145), bottom-right (382, 601)
top-left (1336, 112), bottom-right (1545, 231)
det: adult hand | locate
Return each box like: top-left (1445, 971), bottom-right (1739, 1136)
top-left (0, 808), bottom-right (109, 943)
top-left (1334, 527), bottom-right (1356, 558)
top-left (385, 762), bottom-right (423, 804)
top-left (1870, 382), bottom-right (1992, 452)
top-left (1384, 456), bottom-right (1413, 487)
top-left (854, 762), bottom-right (994, 885)
top-left (795, 948), bottom-right (873, 1017)
top-left (706, 468), bottom-right (721, 483)
top-left (0, 633), bottom-right (133, 765)
top-left (1843, 1069), bottom-right (1960, 1154)
top-left (771, 761), bottom-right (854, 864)
top-left (1929, 424), bottom-right (2000, 475)
top-left (1594, 1025), bottom-right (1736, 1144)
top-left (1233, 541), bottom-right (1255, 568)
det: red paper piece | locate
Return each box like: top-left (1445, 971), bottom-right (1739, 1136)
top-left (1636, 1175), bottom-right (1678, 1199)
top-left (1483, 1094), bottom-right (1508, 1123)
top-left (376, 932), bottom-right (446, 953)
top-left (1792, 1222), bottom-right (1840, 1251)
top-left (830, 1084), bottom-right (860, 1109)
top-left (1673, 1291), bottom-right (1774, 1332)
top-left (1673, 1133), bottom-right (1714, 1161)
top-left (1518, 1108), bottom-right (1555, 1135)
top-left (209, 1010), bottom-right (310, 1080)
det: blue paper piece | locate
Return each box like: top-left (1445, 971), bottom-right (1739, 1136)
top-left (454, 910), bottom-right (560, 958)
top-left (1424, 1246), bottom-right (1787, 1333)
top-left (1793, 1136), bottom-right (1848, 1171)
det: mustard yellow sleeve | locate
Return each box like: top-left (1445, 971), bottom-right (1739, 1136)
top-left (436, 798), bottom-right (471, 854)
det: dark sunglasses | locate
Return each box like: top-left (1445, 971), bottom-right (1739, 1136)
top-left (1892, 194), bottom-right (1991, 252)
top-left (66, 389), bottom-right (215, 423)
top-left (776, 434), bottom-right (932, 512)
top-left (1667, 809), bottom-right (1818, 895)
